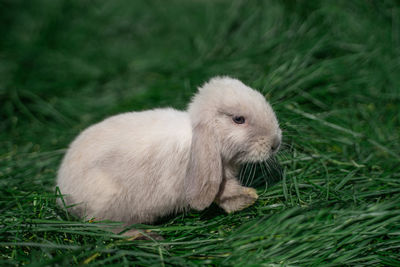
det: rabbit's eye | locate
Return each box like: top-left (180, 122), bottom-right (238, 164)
top-left (233, 116), bottom-right (245, 124)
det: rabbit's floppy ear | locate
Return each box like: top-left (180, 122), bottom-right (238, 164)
top-left (185, 122), bottom-right (222, 211)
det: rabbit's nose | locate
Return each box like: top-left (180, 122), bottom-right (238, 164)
top-left (271, 136), bottom-right (281, 153)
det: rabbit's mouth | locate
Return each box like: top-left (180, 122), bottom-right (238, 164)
top-left (243, 133), bottom-right (282, 163)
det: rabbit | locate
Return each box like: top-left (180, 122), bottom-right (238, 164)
top-left (56, 76), bottom-right (281, 235)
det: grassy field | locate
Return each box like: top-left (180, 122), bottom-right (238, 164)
top-left (1, 0), bottom-right (400, 265)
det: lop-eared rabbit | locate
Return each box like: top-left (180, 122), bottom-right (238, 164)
top-left (57, 77), bottom-right (281, 237)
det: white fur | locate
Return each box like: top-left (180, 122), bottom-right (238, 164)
top-left (57, 76), bottom-right (281, 225)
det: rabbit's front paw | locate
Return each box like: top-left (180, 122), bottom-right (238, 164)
top-left (218, 187), bottom-right (258, 213)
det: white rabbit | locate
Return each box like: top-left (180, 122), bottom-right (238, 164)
top-left (57, 76), bottom-right (281, 231)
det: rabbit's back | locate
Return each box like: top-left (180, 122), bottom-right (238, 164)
top-left (57, 108), bottom-right (192, 223)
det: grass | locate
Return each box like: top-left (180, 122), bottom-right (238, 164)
top-left (1, 0), bottom-right (400, 265)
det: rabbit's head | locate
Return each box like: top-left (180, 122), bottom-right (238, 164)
top-left (189, 77), bottom-right (281, 163)
top-left (185, 76), bottom-right (281, 210)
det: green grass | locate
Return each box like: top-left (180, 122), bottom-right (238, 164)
top-left (1, 0), bottom-right (400, 265)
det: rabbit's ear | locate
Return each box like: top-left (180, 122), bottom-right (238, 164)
top-left (185, 123), bottom-right (222, 211)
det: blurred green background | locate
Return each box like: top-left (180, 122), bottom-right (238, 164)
top-left (1, 0), bottom-right (400, 266)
